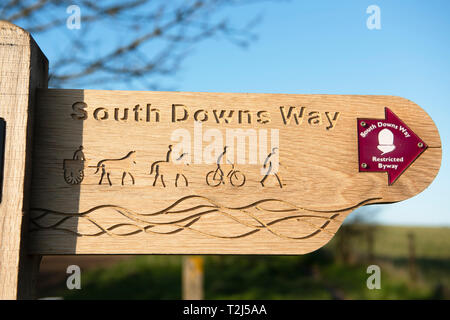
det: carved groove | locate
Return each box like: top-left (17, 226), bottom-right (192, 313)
top-left (30, 196), bottom-right (382, 239)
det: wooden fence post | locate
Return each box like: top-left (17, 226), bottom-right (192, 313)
top-left (366, 226), bottom-right (375, 263)
top-left (408, 232), bottom-right (417, 282)
top-left (0, 21), bottom-right (48, 299)
top-left (182, 256), bottom-right (204, 300)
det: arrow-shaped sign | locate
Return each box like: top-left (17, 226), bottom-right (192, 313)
top-left (357, 108), bottom-right (427, 185)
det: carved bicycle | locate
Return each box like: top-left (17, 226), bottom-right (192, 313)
top-left (206, 162), bottom-right (246, 187)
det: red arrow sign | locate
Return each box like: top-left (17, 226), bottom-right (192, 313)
top-left (357, 108), bottom-right (427, 185)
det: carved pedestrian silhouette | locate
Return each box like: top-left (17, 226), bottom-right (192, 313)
top-left (260, 147), bottom-right (283, 188)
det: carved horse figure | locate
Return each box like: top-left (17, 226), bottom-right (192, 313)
top-left (94, 151), bottom-right (136, 186)
top-left (149, 145), bottom-right (189, 187)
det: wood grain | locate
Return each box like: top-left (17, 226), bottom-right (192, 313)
top-left (28, 90), bottom-right (442, 255)
top-left (0, 21), bottom-right (48, 299)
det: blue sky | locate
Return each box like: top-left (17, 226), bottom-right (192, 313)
top-left (32, 0), bottom-right (449, 226)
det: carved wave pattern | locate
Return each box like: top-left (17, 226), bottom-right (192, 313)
top-left (30, 196), bottom-right (381, 240)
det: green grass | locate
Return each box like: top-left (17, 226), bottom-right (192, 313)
top-left (42, 225), bottom-right (449, 300)
top-left (327, 225), bottom-right (450, 289)
top-left (63, 256), bottom-right (182, 300)
top-left (354, 226), bottom-right (450, 259)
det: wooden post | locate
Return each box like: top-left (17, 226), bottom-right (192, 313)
top-left (408, 232), bottom-right (417, 282)
top-left (0, 21), bottom-right (48, 299)
top-left (366, 227), bottom-right (375, 263)
top-left (182, 256), bottom-right (204, 300)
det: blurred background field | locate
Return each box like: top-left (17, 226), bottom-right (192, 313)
top-left (37, 224), bottom-right (450, 300)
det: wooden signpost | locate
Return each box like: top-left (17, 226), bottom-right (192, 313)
top-left (0, 21), bottom-right (442, 299)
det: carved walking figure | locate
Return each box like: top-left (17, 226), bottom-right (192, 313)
top-left (149, 145), bottom-right (189, 187)
top-left (260, 147), bottom-right (283, 188)
top-left (94, 151), bottom-right (136, 186)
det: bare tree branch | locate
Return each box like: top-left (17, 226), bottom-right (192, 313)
top-left (1, 0), bottom-right (267, 89)
top-left (6, 0), bottom-right (51, 21)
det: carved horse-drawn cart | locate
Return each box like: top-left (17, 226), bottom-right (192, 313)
top-left (63, 158), bottom-right (85, 185)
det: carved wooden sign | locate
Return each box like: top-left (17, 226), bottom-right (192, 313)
top-left (0, 19), bottom-right (442, 300)
top-left (29, 90), bottom-right (442, 254)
